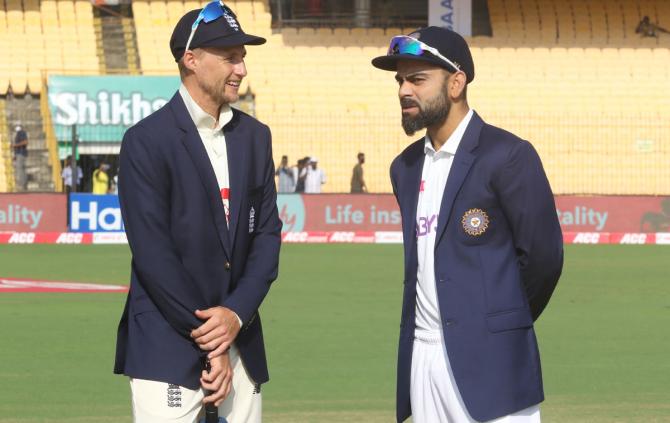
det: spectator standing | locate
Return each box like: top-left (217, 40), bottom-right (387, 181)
top-left (295, 157), bottom-right (308, 193)
top-left (350, 152), bottom-right (367, 193)
top-left (61, 155), bottom-right (83, 194)
top-left (92, 162), bottom-right (110, 194)
top-left (276, 155), bottom-right (297, 193)
top-left (12, 124), bottom-right (28, 191)
top-left (111, 171), bottom-right (119, 195)
top-left (304, 157), bottom-right (325, 193)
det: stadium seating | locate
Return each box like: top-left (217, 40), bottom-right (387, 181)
top-left (0, 0), bottom-right (99, 95)
top-left (1, 0), bottom-right (667, 194)
top-left (488, 0), bottom-right (670, 46)
top-left (467, 40), bottom-right (670, 195)
top-left (132, 0), bottom-right (273, 73)
top-left (130, 0), bottom-right (393, 190)
top-left (125, 0), bottom-right (670, 194)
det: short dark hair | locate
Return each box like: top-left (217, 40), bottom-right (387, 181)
top-left (178, 57), bottom-right (195, 79)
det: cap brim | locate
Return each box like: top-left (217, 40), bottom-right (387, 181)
top-left (199, 32), bottom-right (266, 49)
top-left (173, 32), bottom-right (267, 62)
top-left (371, 54), bottom-right (456, 72)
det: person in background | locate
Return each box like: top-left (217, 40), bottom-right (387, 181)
top-left (276, 155), bottom-right (297, 193)
top-left (350, 152), bottom-right (367, 193)
top-left (635, 15), bottom-right (669, 37)
top-left (92, 162), bottom-right (110, 194)
top-left (12, 124), bottom-right (28, 191)
top-left (111, 169), bottom-right (119, 195)
top-left (304, 157), bottom-right (325, 194)
top-left (295, 157), bottom-right (308, 193)
top-left (61, 155), bottom-right (82, 195)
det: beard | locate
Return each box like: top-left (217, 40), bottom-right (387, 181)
top-left (198, 76), bottom-right (237, 105)
top-left (401, 90), bottom-right (451, 136)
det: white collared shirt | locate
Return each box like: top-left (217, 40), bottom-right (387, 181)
top-left (304, 166), bottom-right (326, 193)
top-left (415, 109), bottom-right (474, 333)
top-left (179, 84), bottom-right (243, 327)
top-left (179, 84), bottom-right (234, 225)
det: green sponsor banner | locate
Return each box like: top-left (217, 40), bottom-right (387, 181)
top-left (58, 142), bottom-right (79, 160)
top-left (47, 75), bottom-right (180, 143)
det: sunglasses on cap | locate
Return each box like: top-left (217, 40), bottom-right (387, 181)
top-left (388, 35), bottom-right (462, 73)
top-left (184, 0), bottom-right (235, 53)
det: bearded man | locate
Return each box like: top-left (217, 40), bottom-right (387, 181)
top-left (372, 27), bottom-right (564, 423)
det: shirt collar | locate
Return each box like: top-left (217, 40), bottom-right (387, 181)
top-left (179, 84), bottom-right (233, 132)
top-left (424, 109), bottom-right (474, 156)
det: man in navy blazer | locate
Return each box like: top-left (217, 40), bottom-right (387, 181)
top-left (372, 27), bottom-right (563, 422)
top-left (114, 3), bottom-right (281, 422)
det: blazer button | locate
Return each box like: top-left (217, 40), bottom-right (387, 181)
top-left (224, 261), bottom-right (231, 270)
top-left (445, 319), bottom-right (457, 326)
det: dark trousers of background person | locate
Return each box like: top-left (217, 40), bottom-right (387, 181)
top-left (13, 155), bottom-right (27, 191)
top-left (65, 187), bottom-right (71, 228)
top-left (64, 185), bottom-right (81, 229)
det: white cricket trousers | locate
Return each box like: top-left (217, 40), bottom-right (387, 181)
top-left (130, 345), bottom-right (261, 423)
top-left (410, 329), bottom-right (541, 423)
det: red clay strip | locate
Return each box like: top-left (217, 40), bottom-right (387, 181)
top-left (0, 277), bottom-right (128, 293)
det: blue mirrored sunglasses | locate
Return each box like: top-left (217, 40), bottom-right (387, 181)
top-left (184, 0), bottom-right (231, 53)
top-left (388, 36), bottom-right (461, 72)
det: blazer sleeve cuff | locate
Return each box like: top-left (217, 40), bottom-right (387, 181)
top-left (222, 278), bottom-right (269, 326)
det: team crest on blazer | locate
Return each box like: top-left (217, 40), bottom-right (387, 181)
top-left (462, 208), bottom-right (489, 236)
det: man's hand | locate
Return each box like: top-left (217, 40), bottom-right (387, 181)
top-left (191, 307), bottom-right (241, 359)
top-left (201, 352), bottom-right (233, 407)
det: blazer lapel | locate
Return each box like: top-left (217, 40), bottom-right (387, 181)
top-left (170, 93), bottom-right (232, 258)
top-left (434, 112), bottom-right (484, 247)
top-left (399, 141), bottom-right (425, 271)
top-left (224, 110), bottom-right (247, 250)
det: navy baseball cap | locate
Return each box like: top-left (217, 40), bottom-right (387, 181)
top-left (372, 26), bottom-right (475, 83)
top-left (170, 1), bottom-right (266, 62)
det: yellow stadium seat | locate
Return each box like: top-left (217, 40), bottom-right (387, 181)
top-left (183, 1), bottom-right (201, 12)
top-left (149, 1), bottom-right (168, 25)
top-left (133, 1), bottom-right (150, 15)
top-left (10, 77), bottom-right (26, 95)
top-left (28, 75), bottom-right (43, 95)
top-left (167, 4), bottom-right (185, 23)
top-left (384, 27), bottom-right (401, 37)
top-left (252, 0), bottom-right (270, 15)
top-left (0, 77), bottom-right (8, 95)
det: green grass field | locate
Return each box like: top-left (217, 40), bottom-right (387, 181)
top-left (0, 244), bottom-right (669, 422)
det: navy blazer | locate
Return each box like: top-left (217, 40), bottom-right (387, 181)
top-left (390, 112), bottom-right (563, 422)
top-left (114, 92), bottom-right (282, 390)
